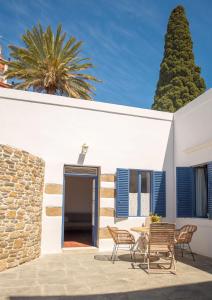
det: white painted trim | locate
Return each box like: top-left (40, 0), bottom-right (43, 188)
top-left (100, 216), bottom-right (114, 227)
top-left (184, 139), bottom-right (212, 154)
top-left (101, 182), bottom-right (115, 188)
top-left (100, 198), bottom-right (114, 208)
top-left (62, 247), bottom-right (97, 251)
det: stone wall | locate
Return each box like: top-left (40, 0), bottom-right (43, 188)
top-left (0, 145), bottom-right (45, 272)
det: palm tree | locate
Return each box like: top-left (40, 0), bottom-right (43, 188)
top-left (5, 24), bottom-right (99, 100)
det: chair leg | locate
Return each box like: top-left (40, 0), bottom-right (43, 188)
top-left (144, 252), bottom-right (147, 264)
top-left (130, 245), bottom-right (136, 261)
top-left (174, 246), bottom-right (178, 262)
top-left (112, 245), bottom-right (118, 264)
top-left (147, 254), bottom-right (150, 274)
top-left (133, 251), bottom-right (136, 263)
top-left (188, 243), bottom-right (195, 262)
top-left (129, 245), bottom-right (132, 259)
top-left (180, 244), bottom-right (184, 257)
top-left (111, 244), bottom-right (114, 260)
top-left (132, 246), bottom-right (137, 263)
top-left (171, 252), bottom-right (176, 274)
top-left (173, 257), bottom-right (177, 274)
top-left (111, 244), bottom-right (116, 263)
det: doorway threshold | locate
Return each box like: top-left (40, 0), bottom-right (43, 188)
top-left (62, 246), bottom-right (98, 252)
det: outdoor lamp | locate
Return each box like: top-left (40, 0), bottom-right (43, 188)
top-left (81, 143), bottom-right (89, 155)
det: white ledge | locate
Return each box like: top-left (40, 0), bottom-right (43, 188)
top-left (0, 88), bottom-right (173, 122)
top-left (184, 139), bottom-right (212, 154)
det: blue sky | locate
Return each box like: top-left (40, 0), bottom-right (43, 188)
top-left (0, 0), bottom-right (211, 108)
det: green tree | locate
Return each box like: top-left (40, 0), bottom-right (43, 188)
top-left (152, 5), bottom-right (206, 112)
top-left (5, 24), bottom-right (99, 100)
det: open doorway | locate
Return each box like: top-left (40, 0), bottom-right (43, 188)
top-left (63, 166), bottom-right (99, 248)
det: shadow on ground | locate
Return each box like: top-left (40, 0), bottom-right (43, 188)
top-left (95, 250), bottom-right (212, 275)
top-left (94, 253), bottom-right (158, 263)
top-left (175, 249), bottom-right (212, 274)
top-left (10, 281), bottom-right (212, 300)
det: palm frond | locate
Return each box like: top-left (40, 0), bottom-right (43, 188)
top-left (5, 23), bottom-right (100, 99)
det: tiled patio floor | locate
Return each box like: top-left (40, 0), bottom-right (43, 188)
top-left (0, 250), bottom-right (212, 299)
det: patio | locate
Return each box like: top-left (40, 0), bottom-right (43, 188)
top-left (0, 250), bottom-right (212, 300)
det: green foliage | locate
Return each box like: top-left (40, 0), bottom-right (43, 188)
top-left (5, 24), bottom-right (100, 99)
top-left (152, 6), bottom-right (206, 112)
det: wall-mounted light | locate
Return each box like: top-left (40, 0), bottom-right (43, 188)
top-left (81, 143), bottom-right (89, 155)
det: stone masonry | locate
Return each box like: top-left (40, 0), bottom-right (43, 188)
top-left (0, 145), bottom-right (45, 272)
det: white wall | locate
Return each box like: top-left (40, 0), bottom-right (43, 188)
top-left (0, 88), bottom-right (174, 253)
top-left (174, 89), bottom-right (212, 257)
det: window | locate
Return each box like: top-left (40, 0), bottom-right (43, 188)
top-left (129, 170), bottom-right (138, 216)
top-left (141, 171), bottom-right (151, 216)
top-left (129, 170), bottom-right (151, 216)
top-left (177, 164), bottom-right (212, 219)
top-left (116, 168), bottom-right (166, 218)
top-left (195, 166), bottom-right (208, 218)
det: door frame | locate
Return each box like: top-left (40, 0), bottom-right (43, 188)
top-left (61, 165), bottom-right (101, 248)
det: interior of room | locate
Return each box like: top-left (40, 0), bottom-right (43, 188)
top-left (64, 175), bottom-right (93, 247)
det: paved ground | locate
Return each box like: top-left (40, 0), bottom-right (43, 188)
top-left (0, 250), bottom-right (212, 299)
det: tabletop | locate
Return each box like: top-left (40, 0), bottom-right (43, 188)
top-left (130, 226), bottom-right (149, 233)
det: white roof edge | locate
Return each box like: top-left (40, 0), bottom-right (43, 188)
top-left (0, 88), bottom-right (173, 122)
top-left (174, 88), bottom-right (212, 118)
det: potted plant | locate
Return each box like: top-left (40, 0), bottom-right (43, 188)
top-left (150, 213), bottom-right (161, 223)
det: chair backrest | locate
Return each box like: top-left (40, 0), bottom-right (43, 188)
top-left (178, 225), bottom-right (197, 243)
top-left (107, 226), bottom-right (119, 243)
top-left (107, 226), bottom-right (135, 245)
top-left (149, 223), bottom-right (176, 252)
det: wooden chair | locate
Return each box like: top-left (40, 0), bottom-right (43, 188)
top-left (146, 223), bottom-right (176, 274)
top-left (175, 225), bottom-right (197, 261)
top-left (107, 226), bottom-right (135, 263)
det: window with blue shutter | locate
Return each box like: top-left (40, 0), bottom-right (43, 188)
top-left (116, 169), bottom-right (129, 217)
top-left (128, 170), bottom-right (151, 217)
top-left (176, 167), bottom-right (195, 217)
top-left (151, 171), bottom-right (166, 217)
top-left (207, 162), bottom-right (212, 219)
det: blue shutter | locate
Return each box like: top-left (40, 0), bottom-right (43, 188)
top-left (176, 167), bottom-right (195, 217)
top-left (207, 162), bottom-right (212, 219)
top-left (151, 171), bottom-right (166, 217)
top-left (116, 168), bottom-right (129, 217)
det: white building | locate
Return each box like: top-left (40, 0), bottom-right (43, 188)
top-left (0, 87), bottom-right (211, 258)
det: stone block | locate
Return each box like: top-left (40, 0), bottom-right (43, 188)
top-left (16, 222), bottom-right (25, 230)
top-left (46, 207), bottom-right (62, 216)
top-left (100, 207), bottom-right (114, 217)
top-left (0, 260), bottom-right (7, 272)
top-left (101, 174), bottom-right (116, 182)
top-left (6, 211), bottom-right (16, 219)
top-left (9, 231), bottom-right (20, 239)
top-left (45, 183), bottom-right (62, 194)
top-left (100, 188), bottom-right (115, 198)
top-left (13, 239), bottom-right (23, 249)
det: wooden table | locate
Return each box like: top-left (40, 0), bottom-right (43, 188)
top-left (131, 226), bottom-right (149, 233)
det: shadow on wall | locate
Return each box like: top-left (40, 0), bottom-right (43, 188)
top-left (10, 281), bottom-right (212, 299)
top-left (77, 153), bottom-right (86, 165)
top-left (162, 122), bottom-right (175, 221)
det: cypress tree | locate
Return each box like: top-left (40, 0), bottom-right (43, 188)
top-left (152, 5), bottom-right (206, 112)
